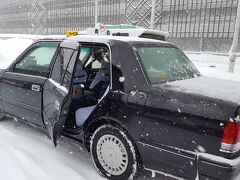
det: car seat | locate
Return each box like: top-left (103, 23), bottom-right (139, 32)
top-left (72, 60), bottom-right (87, 100)
top-left (89, 60), bottom-right (110, 97)
top-left (75, 86), bottom-right (109, 127)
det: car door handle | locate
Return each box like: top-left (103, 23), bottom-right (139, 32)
top-left (31, 84), bottom-right (40, 92)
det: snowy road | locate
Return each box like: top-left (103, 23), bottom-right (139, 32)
top-left (0, 119), bottom-right (174, 180)
top-left (0, 38), bottom-right (240, 180)
top-left (0, 120), bottom-right (104, 180)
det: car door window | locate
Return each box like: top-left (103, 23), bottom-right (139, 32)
top-left (51, 48), bottom-right (74, 86)
top-left (14, 44), bottom-right (58, 77)
top-left (79, 47), bottom-right (91, 61)
top-left (62, 51), bottom-right (78, 89)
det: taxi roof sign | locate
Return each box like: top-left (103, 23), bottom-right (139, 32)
top-left (95, 23), bottom-right (110, 35)
top-left (67, 23), bottom-right (169, 41)
top-left (66, 30), bottom-right (78, 37)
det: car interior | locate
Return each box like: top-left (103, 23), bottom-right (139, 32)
top-left (64, 45), bottom-right (110, 132)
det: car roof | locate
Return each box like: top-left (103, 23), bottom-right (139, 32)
top-left (38, 34), bottom-right (174, 47)
top-left (69, 35), bottom-right (170, 45)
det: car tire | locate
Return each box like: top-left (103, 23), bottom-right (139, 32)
top-left (90, 124), bottom-right (142, 180)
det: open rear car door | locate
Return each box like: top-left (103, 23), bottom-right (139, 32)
top-left (43, 41), bottom-right (80, 146)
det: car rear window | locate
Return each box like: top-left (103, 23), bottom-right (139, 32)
top-left (136, 46), bottom-right (200, 84)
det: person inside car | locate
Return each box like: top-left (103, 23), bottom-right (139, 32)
top-left (89, 48), bottom-right (110, 98)
top-left (66, 60), bottom-right (94, 129)
top-left (67, 48), bottom-right (110, 129)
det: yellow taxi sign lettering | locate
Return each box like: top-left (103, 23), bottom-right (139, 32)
top-left (66, 30), bottom-right (78, 37)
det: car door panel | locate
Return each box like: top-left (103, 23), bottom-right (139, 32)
top-left (1, 72), bottom-right (47, 126)
top-left (43, 79), bottom-right (69, 141)
top-left (1, 41), bottom-right (59, 126)
top-left (43, 43), bottom-right (79, 145)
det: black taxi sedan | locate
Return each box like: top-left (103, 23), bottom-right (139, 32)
top-left (0, 35), bottom-right (240, 180)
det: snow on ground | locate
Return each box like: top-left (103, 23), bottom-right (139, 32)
top-left (0, 38), bottom-right (240, 180)
top-left (0, 120), bottom-right (105, 180)
top-left (187, 53), bottom-right (240, 82)
top-left (0, 119), bottom-right (173, 180)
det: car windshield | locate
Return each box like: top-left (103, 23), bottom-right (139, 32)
top-left (136, 46), bottom-right (200, 84)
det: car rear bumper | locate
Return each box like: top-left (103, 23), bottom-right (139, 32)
top-left (198, 153), bottom-right (240, 180)
top-left (137, 141), bottom-right (240, 180)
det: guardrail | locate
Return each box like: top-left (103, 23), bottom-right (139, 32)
top-left (186, 51), bottom-right (240, 57)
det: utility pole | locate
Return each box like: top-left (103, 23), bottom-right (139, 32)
top-left (95, 0), bottom-right (98, 24)
top-left (229, 0), bottom-right (240, 73)
top-left (150, 0), bottom-right (156, 29)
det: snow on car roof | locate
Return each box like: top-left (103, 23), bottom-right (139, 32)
top-left (67, 34), bottom-right (170, 45)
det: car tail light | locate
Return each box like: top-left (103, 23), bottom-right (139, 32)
top-left (221, 116), bottom-right (240, 153)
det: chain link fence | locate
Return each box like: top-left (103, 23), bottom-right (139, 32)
top-left (162, 0), bottom-right (239, 39)
top-left (0, 0), bottom-right (239, 52)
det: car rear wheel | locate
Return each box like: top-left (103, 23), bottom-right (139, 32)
top-left (90, 124), bottom-right (142, 180)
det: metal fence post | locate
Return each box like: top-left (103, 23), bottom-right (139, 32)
top-left (150, 0), bottom-right (157, 29)
top-left (95, 0), bottom-right (98, 24)
top-left (229, 0), bottom-right (240, 73)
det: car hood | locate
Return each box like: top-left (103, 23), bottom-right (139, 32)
top-left (160, 76), bottom-right (240, 105)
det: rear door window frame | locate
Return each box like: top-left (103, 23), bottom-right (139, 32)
top-left (79, 42), bottom-right (113, 90)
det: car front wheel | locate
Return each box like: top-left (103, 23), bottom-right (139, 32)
top-left (90, 124), bottom-right (142, 180)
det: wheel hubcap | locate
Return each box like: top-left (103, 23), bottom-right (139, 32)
top-left (96, 134), bottom-right (128, 176)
